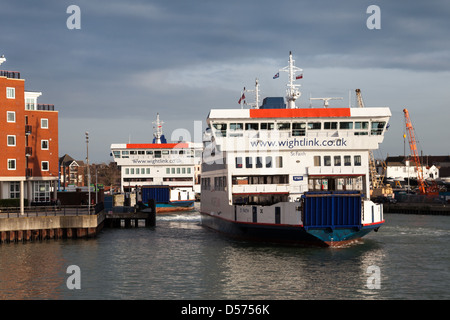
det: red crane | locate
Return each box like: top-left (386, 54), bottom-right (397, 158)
top-left (403, 109), bottom-right (438, 195)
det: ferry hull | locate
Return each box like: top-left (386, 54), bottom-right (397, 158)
top-left (156, 201), bottom-right (194, 213)
top-left (200, 212), bottom-right (382, 247)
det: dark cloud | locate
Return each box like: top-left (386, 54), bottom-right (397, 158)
top-left (1, 0), bottom-right (449, 161)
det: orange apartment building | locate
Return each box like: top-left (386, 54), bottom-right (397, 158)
top-left (0, 56), bottom-right (58, 211)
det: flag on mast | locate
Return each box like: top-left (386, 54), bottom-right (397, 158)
top-left (296, 73), bottom-right (303, 79)
top-left (273, 72), bottom-right (279, 79)
top-left (238, 91), bottom-right (246, 104)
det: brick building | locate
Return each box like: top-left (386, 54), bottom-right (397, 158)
top-left (0, 56), bottom-right (59, 211)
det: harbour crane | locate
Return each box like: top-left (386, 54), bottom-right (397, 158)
top-left (403, 108), bottom-right (439, 195)
top-left (355, 89), bottom-right (392, 197)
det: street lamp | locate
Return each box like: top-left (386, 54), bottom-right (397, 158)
top-left (86, 131), bottom-right (91, 214)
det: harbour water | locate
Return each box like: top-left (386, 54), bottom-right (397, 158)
top-left (1, 205), bottom-right (449, 301)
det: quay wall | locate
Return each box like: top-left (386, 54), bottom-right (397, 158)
top-left (383, 203), bottom-right (450, 216)
top-left (0, 212), bottom-right (105, 243)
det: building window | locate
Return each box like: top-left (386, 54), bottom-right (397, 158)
top-left (276, 156), bottom-right (283, 168)
top-left (256, 157), bottom-right (263, 168)
top-left (10, 182), bottom-right (20, 199)
top-left (265, 156), bottom-right (272, 168)
top-left (314, 156), bottom-right (321, 166)
top-left (7, 111), bottom-right (15, 122)
top-left (6, 87), bottom-right (15, 99)
top-left (344, 156), bottom-right (351, 166)
top-left (245, 157), bottom-right (253, 168)
top-left (334, 156), bottom-right (341, 166)
top-left (41, 118), bottom-right (49, 129)
top-left (354, 155), bottom-right (362, 166)
top-left (7, 159), bottom-right (16, 170)
top-left (25, 98), bottom-right (36, 110)
top-left (41, 161), bottom-right (49, 171)
top-left (7, 135), bottom-right (16, 146)
top-left (41, 140), bottom-right (49, 150)
top-left (235, 157), bottom-right (243, 168)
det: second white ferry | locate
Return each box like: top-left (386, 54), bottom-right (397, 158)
top-left (111, 114), bottom-right (202, 213)
top-left (200, 52), bottom-right (391, 246)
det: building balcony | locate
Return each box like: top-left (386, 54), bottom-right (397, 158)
top-left (0, 70), bottom-right (21, 79)
top-left (25, 146), bottom-right (32, 157)
top-left (25, 125), bottom-right (32, 135)
top-left (37, 104), bottom-right (55, 111)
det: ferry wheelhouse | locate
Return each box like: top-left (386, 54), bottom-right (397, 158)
top-left (200, 52), bottom-right (391, 246)
top-left (111, 114), bottom-right (202, 212)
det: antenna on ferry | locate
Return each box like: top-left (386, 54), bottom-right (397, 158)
top-left (153, 113), bottom-right (164, 144)
top-left (309, 97), bottom-right (343, 108)
top-left (244, 78), bottom-right (260, 109)
top-left (279, 51), bottom-right (303, 109)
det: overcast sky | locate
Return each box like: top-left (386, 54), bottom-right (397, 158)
top-left (1, 0), bottom-right (449, 163)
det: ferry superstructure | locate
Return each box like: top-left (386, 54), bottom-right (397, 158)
top-left (111, 114), bottom-right (202, 212)
top-left (200, 52), bottom-right (391, 246)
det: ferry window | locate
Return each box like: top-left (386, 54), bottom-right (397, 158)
top-left (179, 150), bottom-right (184, 155)
top-left (130, 168), bottom-right (134, 174)
top-left (324, 156), bottom-right (331, 166)
top-left (113, 151), bottom-right (121, 158)
top-left (122, 151), bottom-right (129, 157)
top-left (213, 123), bottom-right (227, 136)
top-left (146, 150), bottom-right (153, 155)
top-left (277, 122), bottom-right (290, 130)
top-left (307, 122), bottom-right (321, 130)
top-left (177, 168), bottom-right (181, 174)
top-left (354, 155), bottom-right (362, 166)
top-left (166, 168), bottom-right (170, 174)
top-left (355, 121), bottom-right (369, 130)
top-left (260, 123), bottom-right (274, 130)
top-left (276, 156), bottom-right (283, 168)
top-left (138, 150), bottom-right (145, 155)
top-left (125, 168), bottom-right (129, 174)
top-left (256, 157), bottom-right (263, 168)
top-left (230, 123), bottom-right (243, 131)
top-left (314, 156), bottom-right (321, 166)
top-left (371, 121), bottom-right (386, 135)
top-left (246, 157), bottom-right (253, 168)
top-left (130, 151), bottom-right (137, 155)
top-left (324, 122), bottom-right (337, 130)
top-left (265, 156), bottom-right (272, 168)
top-left (340, 122), bottom-right (353, 130)
top-left (146, 168), bottom-right (150, 174)
top-left (344, 155), bottom-right (351, 166)
top-left (154, 151), bottom-right (161, 158)
top-left (334, 156), bottom-right (341, 166)
top-left (245, 123), bottom-right (259, 130)
top-left (235, 157), bottom-right (243, 168)
top-left (171, 168), bottom-right (175, 174)
top-left (162, 150), bottom-right (169, 155)
top-left (170, 150), bottom-right (178, 154)
top-left (292, 122), bottom-right (306, 136)
top-left (187, 168), bottom-right (191, 174)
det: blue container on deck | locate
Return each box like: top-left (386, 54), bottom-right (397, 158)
top-left (302, 191), bottom-right (362, 230)
top-left (142, 187), bottom-right (170, 204)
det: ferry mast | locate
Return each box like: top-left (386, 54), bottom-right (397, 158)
top-left (279, 51), bottom-right (303, 108)
top-left (153, 113), bottom-right (164, 144)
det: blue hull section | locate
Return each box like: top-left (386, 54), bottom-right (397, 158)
top-left (201, 212), bottom-right (382, 247)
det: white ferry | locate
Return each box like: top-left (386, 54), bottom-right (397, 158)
top-left (111, 114), bottom-right (202, 213)
top-left (200, 52), bottom-right (391, 246)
